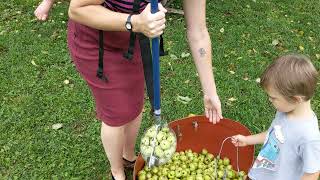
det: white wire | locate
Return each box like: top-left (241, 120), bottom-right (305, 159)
top-left (214, 136), bottom-right (240, 179)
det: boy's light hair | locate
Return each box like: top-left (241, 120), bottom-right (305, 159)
top-left (260, 54), bottom-right (318, 101)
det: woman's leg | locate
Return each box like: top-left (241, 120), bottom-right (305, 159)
top-left (122, 112), bottom-right (143, 161)
top-left (101, 123), bottom-right (126, 180)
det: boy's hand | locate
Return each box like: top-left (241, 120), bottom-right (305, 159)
top-left (231, 135), bottom-right (248, 147)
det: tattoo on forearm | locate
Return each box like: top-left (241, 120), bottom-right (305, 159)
top-left (199, 48), bottom-right (206, 57)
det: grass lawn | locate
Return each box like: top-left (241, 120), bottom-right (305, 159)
top-left (1, 0), bottom-right (319, 179)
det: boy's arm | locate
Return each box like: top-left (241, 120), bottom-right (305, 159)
top-left (246, 131), bottom-right (268, 145)
top-left (301, 172), bottom-right (319, 180)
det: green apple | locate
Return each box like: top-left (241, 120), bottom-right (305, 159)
top-left (161, 126), bottom-right (170, 133)
top-left (175, 168), bottom-right (182, 178)
top-left (141, 136), bottom-right (150, 146)
top-left (195, 174), bottom-right (204, 180)
top-left (201, 149), bottom-right (208, 155)
top-left (217, 170), bottom-right (224, 178)
top-left (167, 171), bottom-right (175, 179)
top-left (180, 155), bottom-right (187, 162)
top-left (146, 128), bottom-right (157, 138)
top-left (181, 169), bottom-right (188, 177)
top-left (227, 170), bottom-right (234, 178)
top-left (161, 167), bottom-right (169, 176)
top-left (156, 131), bottom-right (166, 142)
top-left (238, 171), bottom-right (246, 177)
top-left (206, 153), bottom-right (214, 160)
top-left (160, 140), bottom-right (170, 150)
top-left (152, 167), bottom-right (159, 174)
top-left (139, 173), bottom-right (146, 180)
top-left (169, 165), bottom-right (176, 171)
top-left (143, 146), bottom-right (153, 157)
top-left (226, 164), bottom-right (232, 170)
top-left (203, 175), bottom-right (211, 180)
top-left (189, 163), bottom-right (196, 171)
top-left (146, 172), bottom-right (152, 179)
top-left (198, 162), bottom-right (205, 169)
top-left (166, 134), bottom-right (176, 144)
top-left (151, 175), bottom-right (158, 180)
top-left (164, 149), bottom-right (173, 158)
top-left (155, 146), bottom-right (164, 158)
top-left (186, 176), bottom-right (195, 180)
top-left (181, 164), bottom-right (187, 169)
top-left (223, 157), bottom-right (230, 165)
top-left (159, 176), bottom-right (168, 180)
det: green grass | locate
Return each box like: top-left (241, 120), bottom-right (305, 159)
top-left (1, 0), bottom-right (320, 179)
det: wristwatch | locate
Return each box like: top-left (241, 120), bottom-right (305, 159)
top-left (125, 14), bottom-right (133, 32)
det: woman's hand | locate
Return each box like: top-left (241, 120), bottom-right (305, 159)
top-left (231, 135), bottom-right (249, 147)
top-left (204, 94), bottom-right (222, 124)
top-left (132, 3), bottom-right (167, 38)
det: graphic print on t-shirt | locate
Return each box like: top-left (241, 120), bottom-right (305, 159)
top-left (252, 125), bottom-right (284, 171)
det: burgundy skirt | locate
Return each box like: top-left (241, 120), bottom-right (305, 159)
top-left (67, 20), bottom-right (145, 127)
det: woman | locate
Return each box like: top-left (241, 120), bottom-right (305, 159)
top-left (67, 0), bottom-right (222, 179)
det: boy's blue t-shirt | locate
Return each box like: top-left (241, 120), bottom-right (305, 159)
top-left (249, 111), bottom-right (320, 180)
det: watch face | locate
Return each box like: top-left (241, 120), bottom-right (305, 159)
top-left (126, 23), bottom-right (132, 30)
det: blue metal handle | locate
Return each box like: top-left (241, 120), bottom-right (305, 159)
top-left (151, 0), bottom-right (160, 116)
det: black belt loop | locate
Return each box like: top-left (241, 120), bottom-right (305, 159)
top-left (123, 31), bottom-right (136, 60)
top-left (160, 34), bottom-right (167, 56)
top-left (97, 30), bottom-right (108, 82)
top-left (123, 0), bottom-right (141, 60)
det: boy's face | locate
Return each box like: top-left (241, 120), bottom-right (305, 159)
top-left (265, 86), bottom-right (297, 113)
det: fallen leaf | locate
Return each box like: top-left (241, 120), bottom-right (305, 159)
top-left (170, 54), bottom-right (178, 60)
top-left (272, 39), bottom-right (279, 46)
top-left (228, 97), bottom-right (237, 102)
top-left (299, 45), bottom-right (304, 51)
top-left (298, 30), bottom-right (304, 36)
top-left (177, 95), bottom-right (192, 104)
top-left (63, 80), bottom-right (70, 84)
top-left (229, 71), bottom-right (235, 74)
top-left (316, 54), bottom-right (320, 59)
top-left (31, 60), bottom-right (38, 66)
top-left (243, 77), bottom-right (249, 81)
top-left (256, 78), bottom-right (261, 83)
top-left (184, 80), bottom-right (190, 84)
top-left (181, 52), bottom-right (190, 58)
top-left (188, 114), bottom-right (196, 117)
top-left (52, 123), bottom-right (63, 130)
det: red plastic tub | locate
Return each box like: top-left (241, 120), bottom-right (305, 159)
top-left (133, 115), bottom-right (255, 179)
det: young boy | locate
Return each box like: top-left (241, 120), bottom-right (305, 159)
top-left (232, 54), bottom-right (320, 180)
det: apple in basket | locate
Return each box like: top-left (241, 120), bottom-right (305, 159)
top-left (138, 149), bottom-right (248, 180)
top-left (140, 125), bottom-right (177, 165)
